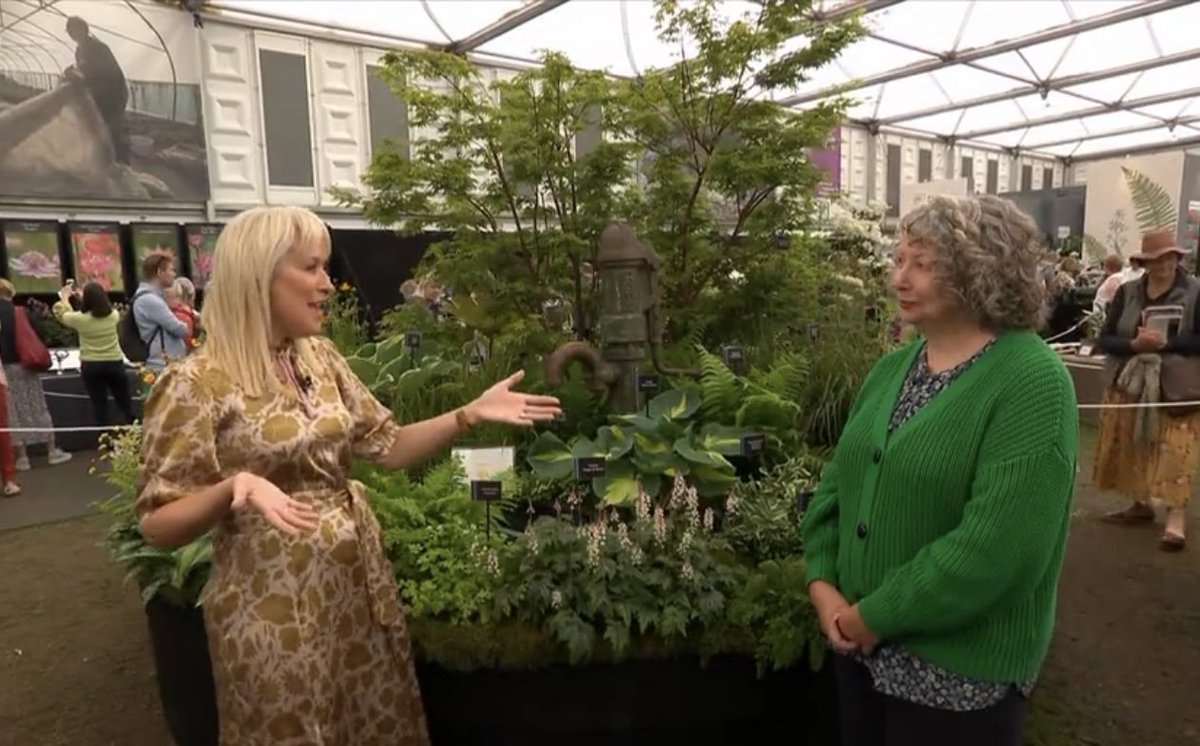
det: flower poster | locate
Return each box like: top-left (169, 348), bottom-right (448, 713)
top-left (185, 223), bottom-right (221, 289)
top-left (131, 224), bottom-right (181, 267)
top-left (68, 223), bottom-right (124, 292)
top-left (1, 221), bottom-right (63, 294)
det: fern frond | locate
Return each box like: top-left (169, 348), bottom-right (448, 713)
top-left (771, 352), bottom-right (811, 404)
top-left (736, 394), bottom-right (800, 430)
top-left (697, 345), bottom-right (742, 425)
top-left (1121, 166), bottom-right (1177, 234)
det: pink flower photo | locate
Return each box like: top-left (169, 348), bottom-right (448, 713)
top-left (71, 228), bottom-right (124, 292)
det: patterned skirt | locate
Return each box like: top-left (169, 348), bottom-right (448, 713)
top-left (3, 363), bottom-right (53, 446)
top-left (1092, 387), bottom-right (1200, 508)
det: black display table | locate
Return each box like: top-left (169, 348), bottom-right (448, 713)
top-left (39, 368), bottom-right (142, 452)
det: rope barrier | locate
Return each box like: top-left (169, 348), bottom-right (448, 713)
top-left (1043, 311), bottom-right (1098, 344)
top-left (0, 425), bottom-right (131, 433)
top-left (0, 397), bottom-right (1194, 436)
top-left (41, 391), bottom-right (143, 401)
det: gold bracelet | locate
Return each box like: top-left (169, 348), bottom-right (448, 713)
top-left (455, 408), bottom-right (472, 433)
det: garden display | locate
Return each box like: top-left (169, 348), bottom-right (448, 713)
top-left (96, 2), bottom-right (897, 743)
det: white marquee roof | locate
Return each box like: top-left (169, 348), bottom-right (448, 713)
top-left (212, 0), bottom-right (1200, 162)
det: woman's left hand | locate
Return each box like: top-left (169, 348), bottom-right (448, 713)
top-left (466, 370), bottom-right (562, 427)
top-left (834, 604), bottom-right (879, 653)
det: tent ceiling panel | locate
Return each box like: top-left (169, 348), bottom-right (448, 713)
top-left (992, 110), bottom-right (1170, 151)
top-left (216, 0), bottom-right (528, 46)
top-left (210, 0), bottom-right (1200, 160)
top-left (1065, 125), bottom-right (1200, 158)
top-left (472, 0), bottom-right (763, 77)
top-left (1115, 60), bottom-right (1200, 101)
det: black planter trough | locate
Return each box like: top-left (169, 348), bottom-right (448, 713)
top-left (144, 597), bottom-right (219, 746)
top-left (417, 654), bottom-right (840, 746)
top-left (142, 600), bottom-right (839, 746)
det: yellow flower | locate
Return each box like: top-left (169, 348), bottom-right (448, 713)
top-left (339, 282), bottom-right (353, 291)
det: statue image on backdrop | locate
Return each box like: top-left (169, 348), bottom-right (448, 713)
top-left (0, 0), bottom-right (210, 202)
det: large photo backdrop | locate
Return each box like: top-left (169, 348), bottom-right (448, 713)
top-left (0, 0), bottom-right (209, 202)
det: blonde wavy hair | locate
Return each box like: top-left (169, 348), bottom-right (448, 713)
top-left (900, 194), bottom-right (1047, 331)
top-left (200, 206), bottom-right (329, 395)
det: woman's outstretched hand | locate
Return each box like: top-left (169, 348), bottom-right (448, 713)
top-left (466, 370), bottom-right (562, 427)
top-left (231, 472), bottom-right (320, 534)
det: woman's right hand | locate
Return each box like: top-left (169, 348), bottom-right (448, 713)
top-left (809, 580), bottom-right (859, 653)
top-left (1132, 326), bottom-right (1166, 352)
top-left (230, 472), bottom-right (320, 534)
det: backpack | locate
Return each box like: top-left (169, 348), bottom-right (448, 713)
top-left (118, 289), bottom-right (162, 363)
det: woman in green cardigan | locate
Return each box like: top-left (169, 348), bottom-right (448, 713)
top-left (803, 195), bottom-right (1078, 745)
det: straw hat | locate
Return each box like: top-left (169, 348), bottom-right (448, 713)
top-left (1131, 231), bottom-right (1187, 262)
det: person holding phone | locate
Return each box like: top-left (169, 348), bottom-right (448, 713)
top-left (53, 281), bottom-right (133, 425)
top-left (1094, 231), bottom-right (1200, 551)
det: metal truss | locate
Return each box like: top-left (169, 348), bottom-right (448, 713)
top-left (774, 0), bottom-right (1198, 158)
top-left (445, 0), bottom-right (569, 55)
top-left (778, 0), bottom-right (1189, 107)
top-left (200, 0), bottom-right (1198, 161)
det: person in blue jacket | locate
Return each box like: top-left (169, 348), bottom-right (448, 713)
top-left (131, 254), bottom-right (189, 372)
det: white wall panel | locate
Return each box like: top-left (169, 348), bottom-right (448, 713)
top-left (836, 126), bottom-right (1060, 209)
top-left (311, 42), bottom-right (368, 207)
top-left (201, 23), bottom-right (265, 207)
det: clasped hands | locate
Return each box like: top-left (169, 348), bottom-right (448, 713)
top-left (810, 580), bottom-right (879, 655)
top-left (1131, 325), bottom-right (1166, 353)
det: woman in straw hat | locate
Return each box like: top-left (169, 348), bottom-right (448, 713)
top-left (1094, 231), bottom-right (1200, 551)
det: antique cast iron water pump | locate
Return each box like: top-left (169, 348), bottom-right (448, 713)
top-left (545, 222), bottom-right (695, 413)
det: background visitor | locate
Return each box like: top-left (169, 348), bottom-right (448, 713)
top-left (53, 281), bottom-right (133, 426)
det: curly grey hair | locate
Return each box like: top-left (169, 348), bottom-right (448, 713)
top-left (899, 194), bottom-right (1047, 331)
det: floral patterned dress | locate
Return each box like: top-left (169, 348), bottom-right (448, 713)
top-left (136, 337), bottom-right (429, 746)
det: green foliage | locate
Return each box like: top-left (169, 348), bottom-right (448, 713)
top-left (337, 0), bottom-right (864, 355)
top-left (334, 48), bottom-right (627, 358)
top-left (1122, 166), bottom-right (1177, 235)
top-left (615, 1), bottom-right (865, 344)
top-left (322, 282), bottom-right (371, 356)
top-left (93, 427), bottom-right (213, 608)
top-left (695, 346), bottom-right (807, 439)
top-left (357, 458), bottom-right (512, 624)
top-left (25, 298), bottom-right (78, 348)
top-left (344, 330), bottom-right (606, 453)
top-left (723, 456), bottom-right (821, 564)
top-left (525, 386), bottom-right (755, 502)
top-left (728, 556), bottom-right (827, 675)
top-left (493, 485), bottom-right (744, 664)
top-left (1081, 234), bottom-right (1109, 261)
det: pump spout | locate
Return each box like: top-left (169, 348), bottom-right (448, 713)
top-left (544, 341), bottom-right (618, 392)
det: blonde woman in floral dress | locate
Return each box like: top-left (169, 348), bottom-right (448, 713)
top-left (135, 206), bottom-right (561, 745)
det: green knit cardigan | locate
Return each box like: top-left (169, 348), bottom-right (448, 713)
top-left (803, 329), bottom-right (1078, 683)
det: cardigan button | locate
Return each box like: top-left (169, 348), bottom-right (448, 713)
top-left (856, 522), bottom-right (868, 539)
top-left (872, 448), bottom-right (882, 464)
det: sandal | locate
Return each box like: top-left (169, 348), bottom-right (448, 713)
top-left (1102, 504), bottom-right (1156, 524)
top-left (1160, 530), bottom-right (1186, 552)
top-left (3, 482), bottom-right (21, 497)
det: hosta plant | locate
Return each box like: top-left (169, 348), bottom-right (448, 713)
top-left (525, 387), bottom-right (761, 503)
